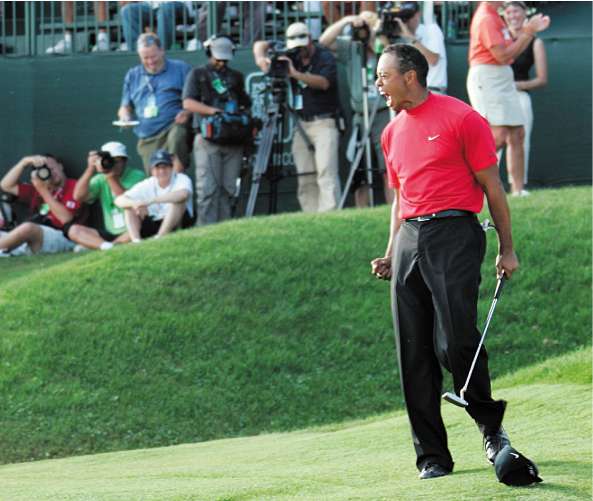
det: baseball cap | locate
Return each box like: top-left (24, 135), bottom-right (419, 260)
top-left (100, 141), bottom-right (127, 158)
top-left (149, 149), bottom-right (173, 168)
top-left (286, 22), bottom-right (310, 49)
top-left (207, 36), bottom-right (234, 61)
top-left (494, 446), bottom-right (543, 486)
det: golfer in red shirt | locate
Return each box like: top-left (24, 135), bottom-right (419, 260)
top-left (371, 44), bottom-right (519, 480)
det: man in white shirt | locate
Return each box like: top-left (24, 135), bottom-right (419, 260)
top-left (395, 1), bottom-right (448, 93)
top-left (115, 149), bottom-right (193, 242)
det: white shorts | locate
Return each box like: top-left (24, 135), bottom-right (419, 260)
top-left (0, 225), bottom-right (74, 255)
top-left (467, 64), bottom-right (525, 127)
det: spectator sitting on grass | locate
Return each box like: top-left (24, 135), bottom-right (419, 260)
top-left (114, 149), bottom-right (193, 242)
top-left (0, 154), bottom-right (80, 256)
top-left (68, 141), bottom-right (145, 251)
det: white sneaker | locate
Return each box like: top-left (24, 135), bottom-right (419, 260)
top-left (0, 250), bottom-right (10, 258)
top-left (186, 38), bottom-right (200, 51)
top-left (46, 36), bottom-right (72, 54)
top-left (92, 32), bottom-right (110, 52)
top-left (73, 244), bottom-right (90, 253)
top-left (117, 42), bottom-right (128, 52)
top-left (511, 189), bottom-right (530, 197)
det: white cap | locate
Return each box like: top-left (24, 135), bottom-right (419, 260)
top-left (286, 22), bottom-right (310, 49)
top-left (100, 141), bottom-right (128, 158)
top-left (206, 36), bottom-right (234, 60)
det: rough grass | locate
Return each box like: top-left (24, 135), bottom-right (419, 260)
top-left (0, 186), bottom-right (590, 465)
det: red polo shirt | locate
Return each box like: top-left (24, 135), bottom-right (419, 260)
top-left (381, 92), bottom-right (497, 220)
top-left (17, 178), bottom-right (80, 229)
top-left (469, 2), bottom-right (512, 66)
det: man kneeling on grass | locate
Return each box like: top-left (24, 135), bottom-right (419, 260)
top-left (114, 149), bottom-right (193, 242)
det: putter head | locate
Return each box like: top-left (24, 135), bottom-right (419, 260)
top-left (442, 392), bottom-right (468, 407)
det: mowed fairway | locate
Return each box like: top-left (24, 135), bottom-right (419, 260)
top-left (0, 349), bottom-right (590, 501)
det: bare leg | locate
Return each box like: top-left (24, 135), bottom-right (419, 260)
top-left (157, 203), bottom-right (185, 237)
top-left (124, 208), bottom-right (143, 241)
top-left (354, 186), bottom-right (370, 208)
top-left (490, 125), bottom-right (509, 152)
top-left (506, 126), bottom-right (526, 194)
top-left (0, 222), bottom-right (43, 253)
top-left (68, 224), bottom-right (106, 249)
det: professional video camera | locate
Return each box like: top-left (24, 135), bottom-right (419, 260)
top-left (96, 150), bottom-right (116, 171)
top-left (378, 1), bottom-right (419, 41)
top-left (267, 42), bottom-right (301, 79)
top-left (31, 164), bottom-right (52, 181)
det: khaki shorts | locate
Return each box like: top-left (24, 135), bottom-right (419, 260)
top-left (467, 64), bottom-right (524, 127)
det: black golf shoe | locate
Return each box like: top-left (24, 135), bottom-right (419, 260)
top-left (482, 426), bottom-right (511, 464)
top-left (418, 464), bottom-right (451, 480)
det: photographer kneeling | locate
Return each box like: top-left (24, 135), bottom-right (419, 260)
top-left (0, 154), bottom-right (80, 256)
top-left (68, 142), bottom-right (146, 251)
top-left (183, 35), bottom-right (252, 226)
top-left (253, 22), bottom-right (341, 213)
top-left (115, 149), bottom-right (193, 242)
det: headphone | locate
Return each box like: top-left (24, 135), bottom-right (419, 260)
top-left (203, 34), bottom-right (235, 59)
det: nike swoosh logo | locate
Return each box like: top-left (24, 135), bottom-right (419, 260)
top-left (510, 452), bottom-right (519, 458)
top-left (428, 135), bottom-right (440, 141)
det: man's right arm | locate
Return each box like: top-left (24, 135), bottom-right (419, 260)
top-left (253, 40), bottom-right (271, 73)
top-left (319, 15), bottom-right (357, 50)
top-left (73, 152), bottom-right (100, 202)
top-left (371, 189), bottom-right (400, 280)
top-left (118, 70), bottom-right (135, 121)
top-left (0, 156), bottom-right (42, 195)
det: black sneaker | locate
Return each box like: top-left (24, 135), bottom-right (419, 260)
top-left (482, 426), bottom-right (511, 464)
top-left (418, 463), bottom-right (451, 479)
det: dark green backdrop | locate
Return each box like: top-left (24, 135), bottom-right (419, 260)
top-left (0, 2), bottom-right (590, 214)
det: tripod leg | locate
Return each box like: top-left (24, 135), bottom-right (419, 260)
top-left (245, 110), bottom-right (279, 217)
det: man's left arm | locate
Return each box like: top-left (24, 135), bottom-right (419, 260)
top-left (31, 178), bottom-right (76, 225)
top-left (396, 19), bottom-right (440, 66)
top-left (474, 166), bottom-right (519, 279)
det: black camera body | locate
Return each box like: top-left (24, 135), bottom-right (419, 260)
top-left (32, 165), bottom-right (52, 181)
top-left (351, 22), bottom-right (371, 46)
top-left (97, 150), bottom-right (116, 171)
top-left (379, 3), bottom-right (418, 41)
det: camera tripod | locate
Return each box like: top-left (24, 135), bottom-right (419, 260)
top-left (245, 81), bottom-right (314, 217)
top-left (339, 46), bottom-right (382, 209)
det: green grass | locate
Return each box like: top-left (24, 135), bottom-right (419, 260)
top-left (0, 347), bottom-right (590, 500)
top-left (0, 186), bottom-right (590, 466)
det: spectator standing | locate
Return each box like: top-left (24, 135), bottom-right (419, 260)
top-left (503, 1), bottom-right (548, 186)
top-left (183, 35), bottom-right (251, 226)
top-left (68, 141), bottom-right (146, 251)
top-left (115, 149), bottom-right (193, 241)
top-left (466, 1), bottom-right (550, 196)
top-left (320, 10), bottom-right (394, 207)
top-left (371, 44), bottom-right (519, 480)
top-left (254, 22), bottom-right (341, 213)
top-left (0, 155), bottom-right (80, 255)
top-left (119, 1), bottom-right (194, 51)
top-left (118, 33), bottom-right (192, 173)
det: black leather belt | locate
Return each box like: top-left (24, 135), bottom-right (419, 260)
top-left (405, 209), bottom-right (474, 222)
top-left (298, 112), bottom-right (335, 122)
top-left (428, 86), bottom-right (447, 93)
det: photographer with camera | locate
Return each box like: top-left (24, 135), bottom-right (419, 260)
top-left (320, 10), bottom-right (394, 207)
top-left (0, 154), bottom-right (80, 256)
top-left (380, 2), bottom-right (447, 94)
top-left (253, 22), bottom-right (341, 213)
top-left (115, 149), bottom-right (193, 242)
top-left (182, 35), bottom-right (252, 226)
top-left (67, 142), bottom-right (146, 251)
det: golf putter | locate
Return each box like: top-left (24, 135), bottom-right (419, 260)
top-left (442, 274), bottom-right (506, 407)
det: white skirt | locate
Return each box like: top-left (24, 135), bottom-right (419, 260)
top-left (467, 64), bottom-right (524, 127)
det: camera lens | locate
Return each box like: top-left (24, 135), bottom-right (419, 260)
top-left (98, 151), bottom-right (115, 171)
top-left (34, 165), bottom-right (52, 181)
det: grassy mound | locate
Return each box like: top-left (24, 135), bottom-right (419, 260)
top-left (0, 347), bottom-right (590, 500)
top-left (0, 186), bottom-right (590, 463)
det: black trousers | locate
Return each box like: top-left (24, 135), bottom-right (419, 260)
top-left (391, 216), bottom-right (506, 472)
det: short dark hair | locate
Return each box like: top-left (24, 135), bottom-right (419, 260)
top-left (383, 43), bottom-right (429, 88)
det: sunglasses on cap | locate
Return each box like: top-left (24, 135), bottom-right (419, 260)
top-left (287, 34), bottom-right (308, 40)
